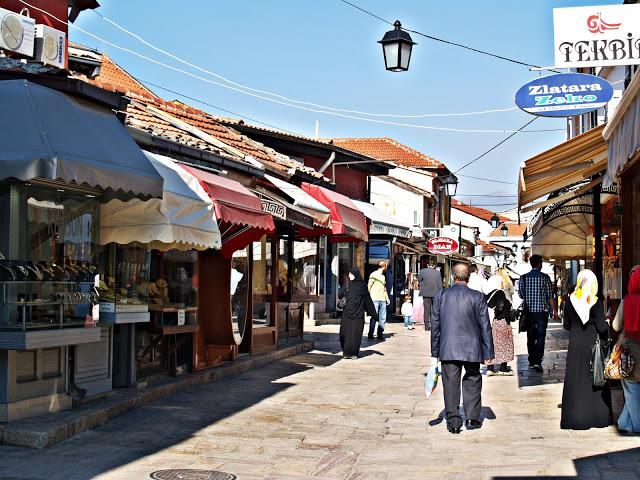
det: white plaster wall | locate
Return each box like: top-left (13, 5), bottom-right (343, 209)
top-left (370, 177), bottom-right (425, 227)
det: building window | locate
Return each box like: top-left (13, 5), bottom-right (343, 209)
top-left (252, 236), bottom-right (273, 327)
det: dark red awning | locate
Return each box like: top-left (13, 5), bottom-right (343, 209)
top-left (300, 183), bottom-right (368, 242)
top-left (181, 165), bottom-right (275, 256)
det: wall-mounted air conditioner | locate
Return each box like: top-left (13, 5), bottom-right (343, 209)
top-left (34, 24), bottom-right (66, 68)
top-left (0, 8), bottom-right (35, 57)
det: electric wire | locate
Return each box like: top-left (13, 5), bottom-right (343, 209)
top-left (457, 174), bottom-right (516, 185)
top-left (19, 0), bottom-right (564, 134)
top-left (339, 0), bottom-right (561, 72)
top-left (90, 7), bottom-right (522, 119)
top-left (453, 117), bottom-right (539, 174)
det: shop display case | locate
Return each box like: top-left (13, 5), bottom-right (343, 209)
top-left (98, 244), bottom-right (151, 324)
top-left (148, 250), bottom-right (199, 332)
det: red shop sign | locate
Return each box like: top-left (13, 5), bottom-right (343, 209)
top-left (427, 236), bottom-right (459, 255)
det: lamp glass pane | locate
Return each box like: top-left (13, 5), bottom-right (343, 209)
top-left (400, 43), bottom-right (412, 70)
top-left (383, 42), bottom-right (399, 70)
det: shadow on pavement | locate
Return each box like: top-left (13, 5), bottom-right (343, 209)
top-left (492, 446), bottom-right (640, 479)
top-left (428, 406), bottom-right (497, 427)
top-left (517, 325), bottom-right (568, 388)
top-left (0, 350), bottom-right (339, 480)
top-left (304, 329), bottom-right (396, 355)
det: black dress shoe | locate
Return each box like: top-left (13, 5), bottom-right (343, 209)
top-left (447, 426), bottom-right (461, 434)
top-left (465, 419), bottom-right (482, 430)
top-left (377, 335), bottom-right (385, 341)
top-left (367, 334), bottom-right (374, 339)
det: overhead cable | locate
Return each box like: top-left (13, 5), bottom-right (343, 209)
top-left (19, 1), bottom-right (563, 134)
top-left (458, 174), bottom-right (516, 185)
top-left (339, 0), bottom-right (561, 72)
top-left (90, 8), bottom-right (521, 119)
top-left (454, 117), bottom-right (539, 173)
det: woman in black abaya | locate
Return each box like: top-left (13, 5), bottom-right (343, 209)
top-left (340, 267), bottom-right (378, 359)
top-left (561, 269), bottom-right (612, 430)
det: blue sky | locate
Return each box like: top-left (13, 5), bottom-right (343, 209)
top-left (72, 0), bottom-right (621, 211)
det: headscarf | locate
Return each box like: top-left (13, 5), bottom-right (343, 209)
top-left (570, 269), bottom-right (598, 324)
top-left (623, 270), bottom-right (640, 342)
top-left (348, 267), bottom-right (364, 283)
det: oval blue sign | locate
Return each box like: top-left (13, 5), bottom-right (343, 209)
top-left (515, 73), bottom-right (613, 117)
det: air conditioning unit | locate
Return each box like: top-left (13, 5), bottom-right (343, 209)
top-left (34, 24), bottom-right (66, 68)
top-left (0, 8), bottom-right (35, 57)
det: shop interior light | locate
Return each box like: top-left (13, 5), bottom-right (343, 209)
top-left (379, 20), bottom-right (416, 72)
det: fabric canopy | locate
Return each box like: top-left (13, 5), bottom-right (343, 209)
top-left (264, 174), bottom-right (331, 228)
top-left (353, 200), bottom-right (411, 238)
top-left (529, 196), bottom-right (593, 260)
top-left (518, 124), bottom-right (607, 209)
top-left (100, 152), bottom-right (221, 251)
top-left (0, 79), bottom-right (163, 200)
top-left (181, 165), bottom-right (275, 256)
top-left (300, 183), bottom-right (368, 242)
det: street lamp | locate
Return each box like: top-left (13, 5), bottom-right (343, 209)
top-left (490, 214), bottom-right (500, 229)
top-left (379, 20), bottom-right (416, 72)
top-left (442, 174), bottom-right (458, 197)
top-left (500, 224), bottom-right (509, 237)
top-left (511, 243), bottom-right (518, 252)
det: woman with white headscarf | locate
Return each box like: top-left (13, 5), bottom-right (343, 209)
top-left (485, 274), bottom-right (515, 376)
top-left (561, 269), bottom-right (612, 430)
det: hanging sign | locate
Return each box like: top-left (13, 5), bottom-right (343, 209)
top-left (427, 237), bottom-right (459, 255)
top-left (554, 4), bottom-right (640, 68)
top-left (515, 73), bottom-right (613, 117)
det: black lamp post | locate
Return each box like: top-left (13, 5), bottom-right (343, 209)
top-left (490, 214), bottom-right (500, 229)
top-left (379, 20), bottom-right (416, 72)
top-left (511, 243), bottom-right (518, 252)
top-left (500, 224), bottom-right (509, 237)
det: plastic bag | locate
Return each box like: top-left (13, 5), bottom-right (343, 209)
top-left (412, 293), bottom-right (424, 324)
top-left (424, 358), bottom-right (440, 398)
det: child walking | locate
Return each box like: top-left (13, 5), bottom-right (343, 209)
top-left (401, 295), bottom-right (415, 330)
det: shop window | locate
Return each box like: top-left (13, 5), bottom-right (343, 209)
top-left (149, 250), bottom-right (198, 327)
top-left (277, 238), bottom-right (289, 298)
top-left (99, 244), bottom-right (150, 310)
top-left (334, 243), bottom-right (355, 308)
top-left (318, 236), bottom-right (327, 296)
top-left (230, 248), bottom-right (249, 343)
top-left (252, 236), bottom-right (272, 327)
top-left (292, 240), bottom-right (318, 297)
top-left (0, 184), bottom-right (99, 332)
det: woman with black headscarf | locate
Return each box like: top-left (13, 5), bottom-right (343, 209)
top-left (340, 267), bottom-right (379, 359)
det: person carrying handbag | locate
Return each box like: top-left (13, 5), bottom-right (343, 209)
top-left (610, 267), bottom-right (640, 434)
top-left (485, 275), bottom-right (515, 376)
top-left (560, 269), bottom-right (612, 430)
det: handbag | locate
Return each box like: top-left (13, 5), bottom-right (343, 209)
top-left (591, 333), bottom-right (610, 388)
top-left (516, 303), bottom-right (529, 333)
top-left (604, 341), bottom-right (636, 380)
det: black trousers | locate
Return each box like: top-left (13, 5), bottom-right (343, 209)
top-left (422, 297), bottom-right (433, 331)
top-left (441, 361), bottom-right (482, 429)
top-left (526, 312), bottom-right (548, 366)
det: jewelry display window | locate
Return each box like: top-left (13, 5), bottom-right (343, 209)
top-left (148, 249), bottom-right (198, 327)
top-left (98, 243), bottom-right (150, 314)
top-left (0, 184), bottom-right (100, 331)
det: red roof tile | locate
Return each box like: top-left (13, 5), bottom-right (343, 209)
top-left (489, 223), bottom-right (528, 237)
top-left (330, 137), bottom-right (444, 169)
top-left (452, 199), bottom-right (509, 224)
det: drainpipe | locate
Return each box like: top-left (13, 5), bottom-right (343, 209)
top-left (317, 152), bottom-right (336, 175)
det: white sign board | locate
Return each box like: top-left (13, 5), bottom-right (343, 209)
top-left (441, 224), bottom-right (460, 242)
top-left (177, 309), bottom-right (186, 326)
top-left (554, 4), bottom-right (640, 68)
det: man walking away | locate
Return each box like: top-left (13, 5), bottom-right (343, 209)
top-left (518, 254), bottom-right (558, 373)
top-left (417, 257), bottom-right (442, 331)
top-left (431, 263), bottom-right (494, 434)
top-left (368, 260), bottom-right (390, 340)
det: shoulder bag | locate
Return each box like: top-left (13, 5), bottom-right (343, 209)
top-left (591, 333), bottom-right (611, 388)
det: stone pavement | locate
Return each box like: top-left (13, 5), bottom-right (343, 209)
top-left (0, 321), bottom-right (638, 480)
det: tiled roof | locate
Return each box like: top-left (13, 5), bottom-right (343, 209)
top-left (452, 199), bottom-right (509, 224)
top-left (330, 137), bottom-right (444, 169)
top-left (67, 47), bottom-right (329, 181)
top-left (489, 223), bottom-right (528, 237)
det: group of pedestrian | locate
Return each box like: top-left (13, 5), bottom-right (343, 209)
top-left (338, 252), bottom-right (639, 436)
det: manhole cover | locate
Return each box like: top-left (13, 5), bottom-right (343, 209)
top-left (150, 470), bottom-right (236, 480)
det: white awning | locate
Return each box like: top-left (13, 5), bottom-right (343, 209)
top-left (263, 174), bottom-right (331, 228)
top-left (353, 200), bottom-right (411, 238)
top-left (100, 151), bottom-right (222, 251)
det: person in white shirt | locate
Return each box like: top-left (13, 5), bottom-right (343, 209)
top-left (401, 295), bottom-right (415, 330)
top-left (467, 264), bottom-right (488, 293)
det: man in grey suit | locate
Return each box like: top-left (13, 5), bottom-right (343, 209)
top-left (417, 257), bottom-right (442, 331)
top-left (431, 263), bottom-right (494, 434)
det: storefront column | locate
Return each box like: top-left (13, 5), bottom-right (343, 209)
top-left (593, 184), bottom-right (603, 296)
